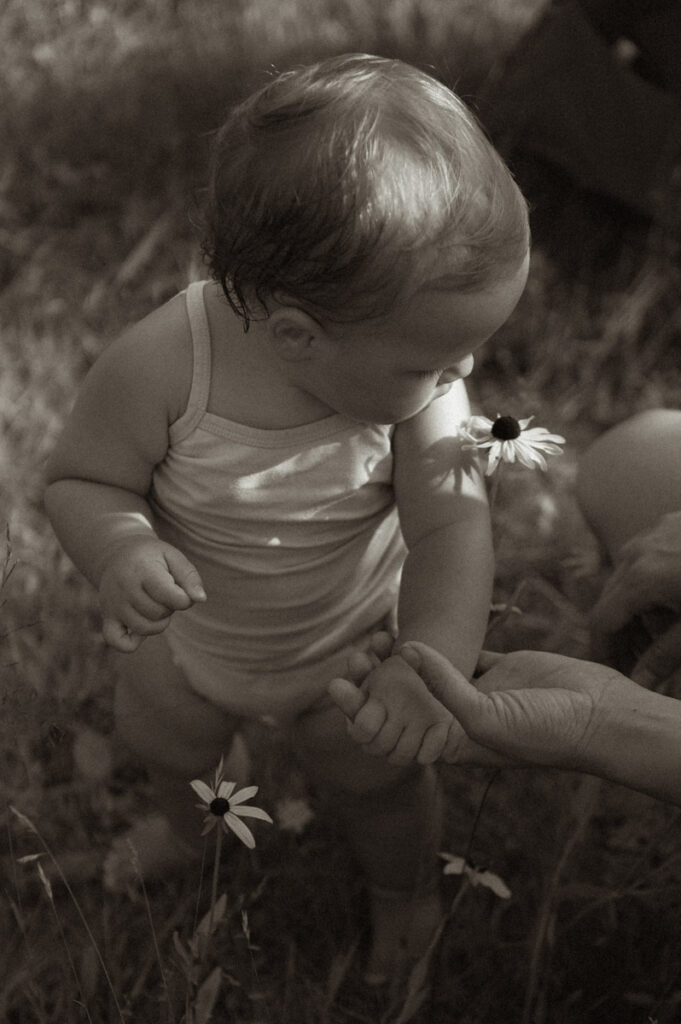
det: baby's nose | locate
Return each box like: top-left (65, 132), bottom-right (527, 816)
top-left (439, 355), bottom-right (474, 384)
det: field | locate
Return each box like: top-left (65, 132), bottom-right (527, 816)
top-left (2, 1), bottom-right (681, 1021)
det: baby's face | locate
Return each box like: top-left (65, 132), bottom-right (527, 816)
top-left (301, 252), bottom-right (529, 424)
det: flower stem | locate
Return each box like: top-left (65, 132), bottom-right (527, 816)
top-left (203, 825), bottom-right (224, 964)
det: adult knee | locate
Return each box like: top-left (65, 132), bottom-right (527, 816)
top-left (577, 409), bottom-right (681, 557)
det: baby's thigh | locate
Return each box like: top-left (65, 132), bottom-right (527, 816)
top-left (113, 633), bottom-right (240, 776)
top-left (292, 699), bottom-right (413, 795)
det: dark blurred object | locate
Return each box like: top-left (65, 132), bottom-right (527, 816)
top-left (479, 0), bottom-right (681, 232)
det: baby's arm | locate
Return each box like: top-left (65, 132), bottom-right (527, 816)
top-left (329, 382), bottom-right (494, 762)
top-left (45, 296), bottom-right (206, 651)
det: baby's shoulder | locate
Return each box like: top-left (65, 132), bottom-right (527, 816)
top-left (103, 290), bottom-right (193, 425)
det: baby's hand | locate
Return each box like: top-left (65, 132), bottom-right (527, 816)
top-left (98, 537), bottom-right (206, 653)
top-left (329, 645), bottom-right (454, 765)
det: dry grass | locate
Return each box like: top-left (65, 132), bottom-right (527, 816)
top-left (2, 1), bottom-right (681, 1021)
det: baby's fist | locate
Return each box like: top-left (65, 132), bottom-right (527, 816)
top-left (329, 652), bottom-right (453, 765)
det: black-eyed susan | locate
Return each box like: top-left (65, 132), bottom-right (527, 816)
top-left (461, 414), bottom-right (565, 475)
top-left (191, 758), bottom-right (272, 849)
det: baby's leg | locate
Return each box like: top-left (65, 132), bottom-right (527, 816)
top-left (292, 700), bottom-right (443, 982)
top-left (576, 408), bottom-right (681, 558)
top-left (108, 633), bottom-right (245, 888)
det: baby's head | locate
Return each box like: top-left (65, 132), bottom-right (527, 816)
top-left (203, 53), bottom-right (529, 328)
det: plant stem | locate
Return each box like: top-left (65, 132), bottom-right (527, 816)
top-left (10, 806), bottom-right (127, 1024)
top-left (202, 825), bottom-right (223, 965)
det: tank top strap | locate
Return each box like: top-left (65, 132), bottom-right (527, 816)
top-left (184, 281), bottom-right (212, 412)
top-left (168, 281), bottom-right (212, 443)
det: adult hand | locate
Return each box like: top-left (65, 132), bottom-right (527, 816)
top-left (591, 511), bottom-right (681, 686)
top-left (399, 644), bottom-right (627, 770)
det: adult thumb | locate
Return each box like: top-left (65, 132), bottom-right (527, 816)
top-left (399, 642), bottom-right (483, 722)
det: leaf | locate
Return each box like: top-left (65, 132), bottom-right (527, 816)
top-left (325, 939), bottom-right (359, 1006)
top-left (36, 861), bottom-right (53, 903)
top-left (192, 966), bottom-right (222, 1024)
top-left (196, 894), bottom-right (228, 939)
top-left (172, 931), bottom-right (192, 975)
top-left (9, 804), bottom-right (38, 835)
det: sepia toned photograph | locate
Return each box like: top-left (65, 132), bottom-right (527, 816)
top-left (2, 1), bottom-right (680, 1021)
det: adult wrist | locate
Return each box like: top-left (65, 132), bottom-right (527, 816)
top-left (579, 678), bottom-right (681, 803)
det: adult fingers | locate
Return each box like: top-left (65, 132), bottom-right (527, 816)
top-left (631, 619), bottom-right (681, 688)
top-left (399, 642), bottom-right (482, 718)
top-left (591, 563), bottom-right (660, 635)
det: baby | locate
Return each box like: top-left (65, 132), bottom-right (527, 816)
top-left (45, 53), bottom-right (529, 982)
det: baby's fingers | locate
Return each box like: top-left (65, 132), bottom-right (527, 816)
top-left (416, 720), bottom-right (453, 764)
top-left (102, 617), bottom-right (145, 653)
top-left (327, 679), bottom-right (388, 746)
top-left (328, 677), bottom-right (367, 718)
top-left (161, 548), bottom-right (207, 607)
top-left (368, 631), bottom-right (394, 661)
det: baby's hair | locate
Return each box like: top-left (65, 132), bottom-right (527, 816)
top-left (203, 53), bottom-right (529, 327)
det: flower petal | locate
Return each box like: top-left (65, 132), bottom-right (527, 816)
top-left (190, 780), bottom-right (215, 804)
top-left (514, 442), bottom-right (547, 471)
top-left (440, 853), bottom-right (466, 875)
top-left (477, 870), bottom-right (512, 899)
top-left (217, 780), bottom-right (237, 800)
top-left (485, 443), bottom-right (503, 476)
top-left (229, 785), bottom-right (259, 805)
top-left (505, 441), bottom-right (519, 464)
top-left (224, 812), bottom-right (256, 849)
top-left (521, 427), bottom-right (565, 444)
top-left (231, 805), bottom-right (273, 823)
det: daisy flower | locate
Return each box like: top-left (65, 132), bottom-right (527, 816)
top-left (461, 415), bottom-right (565, 476)
top-left (440, 852), bottom-right (512, 899)
top-left (191, 760), bottom-right (273, 850)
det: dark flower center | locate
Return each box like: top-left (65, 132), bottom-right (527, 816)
top-left (210, 797), bottom-right (231, 816)
top-left (491, 416), bottom-right (521, 440)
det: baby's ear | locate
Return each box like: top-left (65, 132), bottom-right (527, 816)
top-left (268, 307), bottom-right (325, 362)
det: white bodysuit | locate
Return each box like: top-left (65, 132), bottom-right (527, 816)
top-left (150, 282), bottom-right (406, 721)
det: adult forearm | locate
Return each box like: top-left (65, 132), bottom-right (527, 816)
top-left (44, 479), bottom-right (157, 588)
top-left (584, 683), bottom-right (681, 805)
top-left (396, 522), bottom-right (494, 680)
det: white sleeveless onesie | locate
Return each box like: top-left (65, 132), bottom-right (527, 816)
top-left (149, 282), bottom-right (406, 721)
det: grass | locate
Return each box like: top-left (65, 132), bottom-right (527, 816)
top-left (2, 0), bottom-right (681, 1021)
